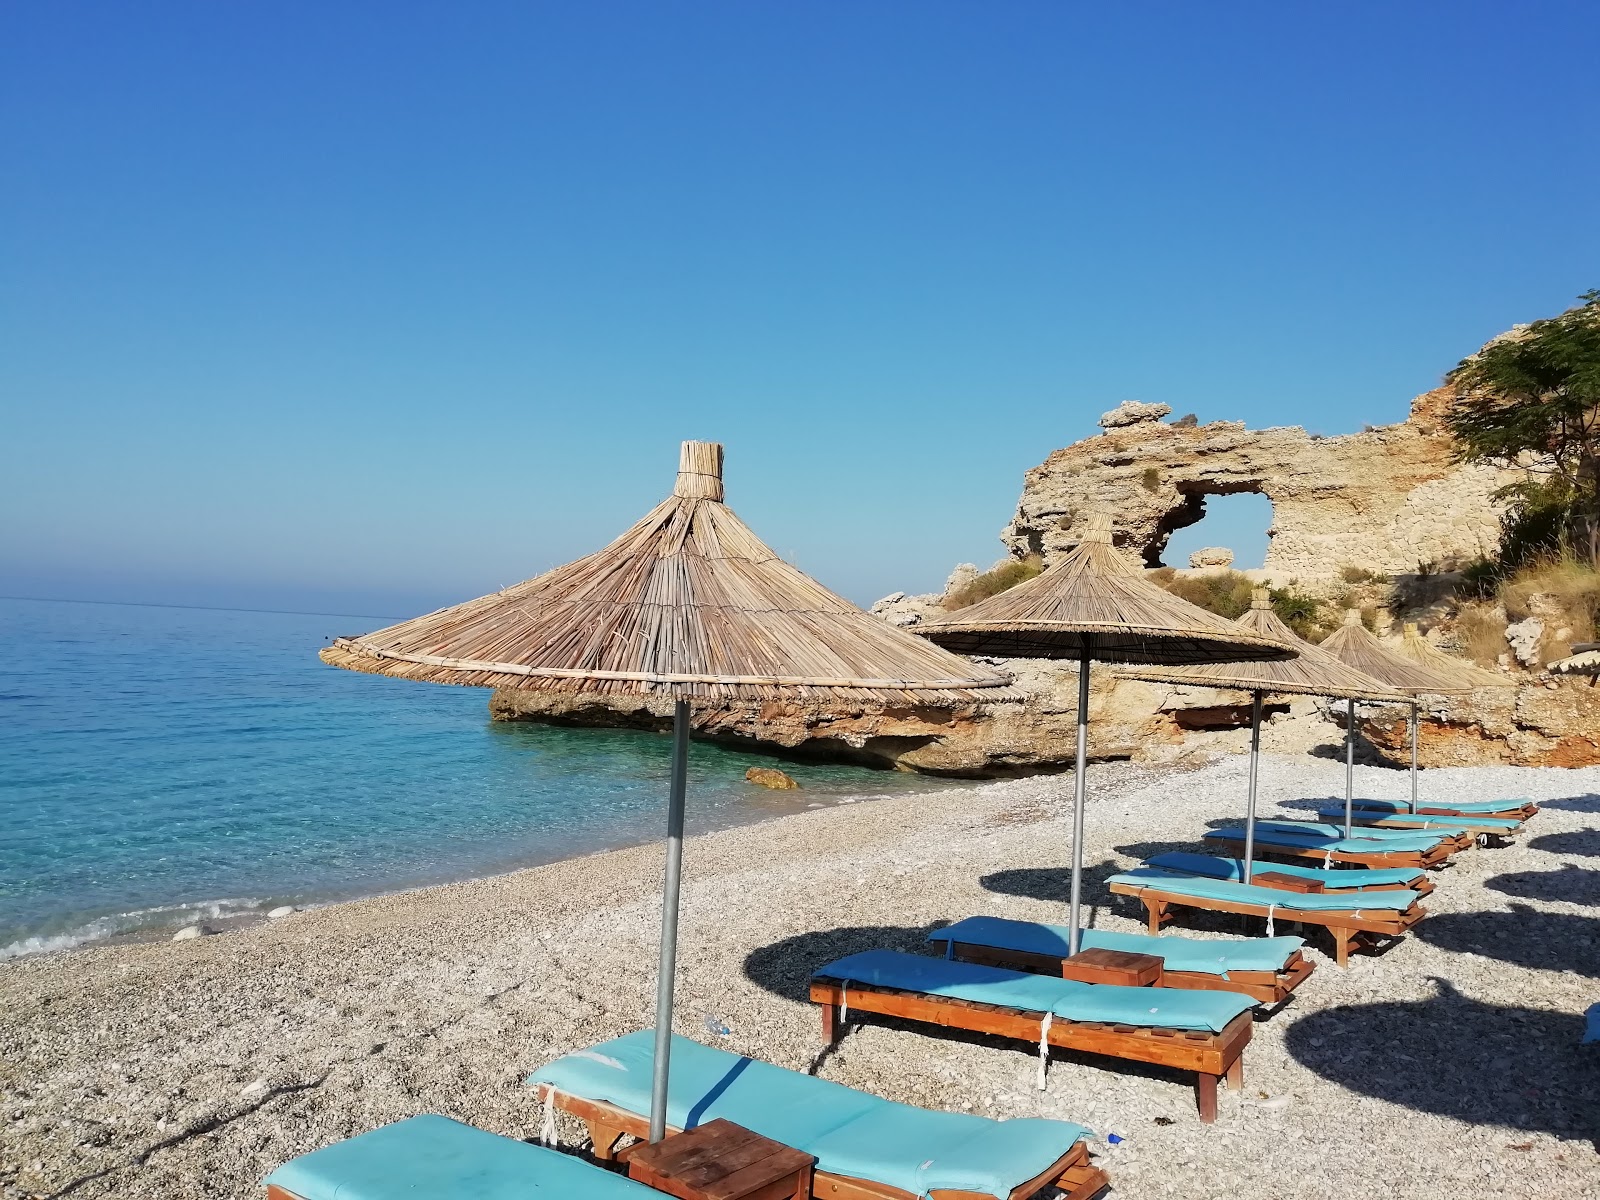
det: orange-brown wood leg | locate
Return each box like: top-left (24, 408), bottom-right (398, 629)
top-left (1195, 1072), bottom-right (1219, 1123)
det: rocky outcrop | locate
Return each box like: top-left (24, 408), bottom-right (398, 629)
top-left (1362, 679), bottom-right (1600, 768)
top-left (1004, 385), bottom-right (1517, 584)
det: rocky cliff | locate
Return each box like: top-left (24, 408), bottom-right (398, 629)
top-left (1004, 386), bottom-right (1517, 584)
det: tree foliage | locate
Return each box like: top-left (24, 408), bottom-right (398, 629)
top-left (1445, 291), bottom-right (1600, 559)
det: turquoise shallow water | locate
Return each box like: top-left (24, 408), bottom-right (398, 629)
top-left (0, 597), bottom-right (957, 958)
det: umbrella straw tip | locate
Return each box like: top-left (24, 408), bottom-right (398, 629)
top-left (1083, 510), bottom-right (1114, 544)
top-left (675, 441), bottom-right (725, 500)
top-left (1251, 587), bottom-right (1270, 608)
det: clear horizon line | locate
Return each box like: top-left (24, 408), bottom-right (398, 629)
top-left (0, 594), bottom-right (401, 623)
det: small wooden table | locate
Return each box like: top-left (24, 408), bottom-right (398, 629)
top-left (624, 1119), bottom-right (814, 1200)
top-left (1059, 946), bottom-right (1164, 986)
top-left (1251, 871), bottom-right (1325, 893)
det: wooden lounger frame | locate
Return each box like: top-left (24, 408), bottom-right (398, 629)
top-left (1107, 879), bottom-right (1426, 968)
top-left (943, 940), bottom-right (1315, 1007)
top-left (530, 1091), bottom-right (1109, 1200)
top-left (1206, 832), bottom-right (1454, 870)
top-left (808, 977), bottom-right (1251, 1124)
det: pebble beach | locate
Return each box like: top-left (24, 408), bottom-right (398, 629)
top-left (2, 754), bottom-right (1596, 1200)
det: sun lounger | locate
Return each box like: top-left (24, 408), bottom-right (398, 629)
top-left (927, 916), bottom-right (1314, 1006)
top-left (1203, 824), bottom-right (1456, 869)
top-left (1342, 796), bottom-right (1539, 820)
top-left (264, 1115), bottom-right (661, 1200)
top-left (1264, 819), bottom-right (1475, 853)
top-left (1325, 805), bottom-right (1526, 840)
top-left (529, 1030), bottom-right (1108, 1200)
top-left (1142, 851), bottom-right (1433, 895)
top-left (1106, 867), bottom-right (1426, 967)
top-left (807, 949), bottom-right (1254, 1122)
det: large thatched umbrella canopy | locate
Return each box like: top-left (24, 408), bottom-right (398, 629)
top-left (914, 514), bottom-right (1294, 951)
top-left (322, 441), bottom-right (1015, 1142)
top-left (1319, 610), bottom-right (1470, 815)
top-left (1115, 591), bottom-right (1406, 875)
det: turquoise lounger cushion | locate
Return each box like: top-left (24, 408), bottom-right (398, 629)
top-left (1209, 823), bottom-right (1448, 852)
top-left (815, 949), bottom-right (1255, 1032)
top-left (1143, 851), bottom-right (1424, 888)
top-left (1259, 821), bottom-right (1453, 847)
top-left (264, 1115), bottom-right (658, 1199)
top-left (928, 915), bottom-right (1302, 978)
top-left (1320, 806), bottom-right (1522, 831)
top-left (1349, 797), bottom-right (1529, 815)
top-left (1109, 867), bottom-right (1419, 911)
top-left (528, 1031), bottom-right (1090, 1200)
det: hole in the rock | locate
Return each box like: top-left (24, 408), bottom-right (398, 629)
top-left (1155, 490), bottom-right (1274, 569)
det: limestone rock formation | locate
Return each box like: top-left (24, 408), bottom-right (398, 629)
top-left (1189, 547), bottom-right (1234, 569)
top-left (1006, 384), bottom-right (1516, 584)
top-left (1362, 680), bottom-right (1600, 768)
top-left (1098, 400), bottom-right (1172, 429)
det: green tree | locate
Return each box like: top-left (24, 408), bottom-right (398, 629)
top-left (1445, 291), bottom-right (1600, 562)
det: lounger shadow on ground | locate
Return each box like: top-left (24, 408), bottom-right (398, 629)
top-left (1283, 981), bottom-right (1597, 1144)
top-left (1528, 829), bottom-right (1600, 857)
top-left (976, 842), bottom-right (1201, 904)
top-left (1412, 904), bottom-right (1600, 977)
top-left (1485, 865), bottom-right (1600, 907)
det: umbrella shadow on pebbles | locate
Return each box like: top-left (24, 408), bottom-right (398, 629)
top-left (975, 842), bottom-right (1201, 903)
top-left (742, 925), bottom-right (941, 1005)
top-left (1413, 904), bottom-right (1600, 977)
top-left (1528, 830), bottom-right (1600, 858)
top-left (1283, 980), bottom-right (1597, 1144)
top-left (1535, 794), bottom-right (1600, 814)
top-left (1486, 865), bottom-right (1600, 907)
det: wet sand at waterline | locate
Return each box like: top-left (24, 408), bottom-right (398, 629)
top-left (2, 755), bottom-right (1596, 1200)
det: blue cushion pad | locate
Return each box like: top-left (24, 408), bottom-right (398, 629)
top-left (529, 1032), bottom-right (1091, 1200)
top-left (815, 949), bottom-right (1255, 1032)
top-left (1258, 821), bottom-right (1455, 847)
top-left (1108, 867), bottom-right (1419, 912)
top-left (1321, 806), bottom-right (1521, 831)
top-left (1205, 824), bottom-right (1447, 853)
top-left (1347, 797), bottom-right (1530, 814)
top-left (265, 1116), bottom-right (659, 1199)
top-left (1144, 851), bottom-right (1424, 888)
top-left (929, 915), bottom-right (1302, 977)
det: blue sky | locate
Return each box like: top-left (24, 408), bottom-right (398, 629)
top-left (4, 2), bottom-right (1597, 617)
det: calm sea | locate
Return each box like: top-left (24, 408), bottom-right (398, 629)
top-left (0, 597), bottom-right (957, 958)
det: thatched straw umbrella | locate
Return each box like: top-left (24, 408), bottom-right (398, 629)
top-left (1396, 622), bottom-right (1514, 689)
top-left (1319, 611), bottom-right (1470, 820)
top-left (1115, 591), bottom-right (1405, 881)
top-left (321, 441), bottom-right (1017, 1141)
top-left (913, 514), bottom-right (1293, 952)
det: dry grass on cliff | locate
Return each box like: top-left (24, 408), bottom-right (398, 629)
top-left (1453, 602), bottom-right (1510, 667)
top-left (942, 554), bottom-right (1043, 610)
top-left (1502, 556), bottom-right (1600, 633)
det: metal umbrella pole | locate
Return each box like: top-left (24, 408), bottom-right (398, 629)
top-left (648, 699), bottom-right (692, 1143)
top-left (1242, 691), bottom-right (1263, 884)
top-left (1343, 696), bottom-right (1356, 837)
top-left (1409, 701), bottom-right (1420, 814)
top-left (1066, 641), bottom-right (1092, 955)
